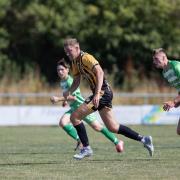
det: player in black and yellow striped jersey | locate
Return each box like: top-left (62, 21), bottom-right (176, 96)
top-left (63, 38), bottom-right (154, 159)
top-left (71, 50), bottom-right (112, 111)
top-left (71, 51), bottom-right (108, 93)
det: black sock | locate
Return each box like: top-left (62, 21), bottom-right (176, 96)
top-left (118, 125), bottom-right (143, 141)
top-left (74, 122), bottom-right (89, 147)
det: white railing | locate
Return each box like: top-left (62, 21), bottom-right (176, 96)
top-left (0, 92), bottom-right (177, 105)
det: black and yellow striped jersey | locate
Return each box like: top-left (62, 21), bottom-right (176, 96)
top-left (71, 51), bottom-right (109, 93)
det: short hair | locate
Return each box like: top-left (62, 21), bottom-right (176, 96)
top-left (153, 48), bottom-right (165, 56)
top-left (57, 58), bottom-right (70, 69)
top-left (63, 38), bottom-right (79, 47)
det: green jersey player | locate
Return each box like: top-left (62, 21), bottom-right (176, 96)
top-left (50, 58), bottom-right (123, 156)
top-left (153, 48), bottom-right (180, 135)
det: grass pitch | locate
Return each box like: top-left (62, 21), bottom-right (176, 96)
top-left (0, 125), bottom-right (180, 180)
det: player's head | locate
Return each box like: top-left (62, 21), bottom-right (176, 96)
top-left (63, 38), bottom-right (80, 60)
top-left (152, 48), bottom-right (168, 69)
top-left (57, 58), bottom-right (70, 80)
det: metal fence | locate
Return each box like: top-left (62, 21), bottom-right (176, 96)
top-left (0, 92), bottom-right (177, 105)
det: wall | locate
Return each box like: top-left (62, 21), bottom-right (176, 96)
top-left (0, 105), bottom-right (179, 126)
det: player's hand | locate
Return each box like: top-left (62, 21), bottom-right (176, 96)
top-left (50, 96), bottom-right (59, 104)
top-left (63, 91), bottom-right (70, 99)
top-left (92, 93), bottom-right (100, 108)
top-left (163, 101), bottom-right (175, 111)
top-left (62, 101), bottom-right (68, 107)
top-left (67, 95), bottom-right (76, 101)
top-left (174, 102), bottom-right (180, 108)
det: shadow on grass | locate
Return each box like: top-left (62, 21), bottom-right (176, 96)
top-left (155, 146), bottom-right (180, 149)
top-left (87, 158), bottom-right (160, 163)
top-left (0, 158), bottom-right (161, 166)
top-left (0, 152), bottom-right (69, 155)
top-left (0, 161), bottom-right (61, 166)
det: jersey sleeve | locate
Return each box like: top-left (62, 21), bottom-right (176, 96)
top-left (66, 76), bottom-right (73, 89)
top-left (173, 61), bottom-right (180, 78)
top-left (82, 54), bottom-right (99, 70)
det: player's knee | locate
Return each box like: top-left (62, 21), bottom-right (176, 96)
top-left (70, 115), bottom-right (76, 123)
top-left (59, 121), bottom-right (62, 127)
top-left (70, 113), bottom-right (80, 125)
top-left (59, 119), bottom-right (64, 128)
top-left (107, 126), bottom-right (117, 133)
top-left (91, 124), bottom-right (101, 132)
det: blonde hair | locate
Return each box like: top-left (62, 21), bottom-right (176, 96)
top-left (63, 38), bottom-right (79, 47)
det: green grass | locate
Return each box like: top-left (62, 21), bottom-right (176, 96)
top-left (0, 125), bottom-right (180, 180)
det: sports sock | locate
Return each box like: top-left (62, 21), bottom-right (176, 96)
top-left (63, 124), bottom-right (80, 141)
top-left (101, 127), bottom-right (119, 145)
top-left (118, 124), bottom-right (143, 141)
top-left (74, 122), bottom-right (89, 147)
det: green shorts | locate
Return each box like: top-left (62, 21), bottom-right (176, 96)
top-left (64, 107), bottom-right (96, 125)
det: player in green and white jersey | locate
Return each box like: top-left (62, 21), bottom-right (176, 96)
top-left (153, 48), bottom-right (180, 134)
top-left (50, 59), bottom-right (123, 154)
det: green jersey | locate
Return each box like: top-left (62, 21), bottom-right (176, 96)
top-left (60, 75), bottom-right (96, 124)
top-left (60, 75), bottom-right (84, 108)
top-left (163, 60), bottom-right (180, 92)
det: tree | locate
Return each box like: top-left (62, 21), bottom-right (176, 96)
top-left (0, 0), bottom-right (179, 90)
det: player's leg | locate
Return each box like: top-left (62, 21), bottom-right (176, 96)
top-left (99, 107), bottom-right (154, 156)
top-left (59, 112), bottom-right (81, 151)
top-left (84, 113), bottom-right (123, 152)
top-left (176, 118), bottom-right (180, 135)
top-left (70, 103), bottom-right (93, 159)
top-left (99, 107), bottom-right (143, 140)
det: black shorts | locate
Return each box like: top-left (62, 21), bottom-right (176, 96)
top-left (84, 86), bottom-right (113, 111)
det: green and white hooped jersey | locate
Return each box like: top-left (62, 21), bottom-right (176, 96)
top-left (60, 75), bottom-right (85, 108)
top-left (60, 75), bottom-right (96, 124)
top-left (162, 60), bottom-right (180, 92)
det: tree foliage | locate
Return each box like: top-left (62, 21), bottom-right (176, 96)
top-left (0, 0), bottom-right (179, 88)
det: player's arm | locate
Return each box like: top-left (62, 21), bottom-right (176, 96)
top-left (92, 65), bottom-right (104, 108)
top-left (63, 75), bottom-right (81, 98)
top-left (61, 95), bottom-right (76, 107)
top-left (93, 65), bottom-right (104, 95)
top-left (174, 94), bottom-right (180, 107)
top-left (163, 94), bottom-right (180, 111)
top-left (163, 62), bottom-right (180, 111)
top-left (50, 95), bottom-right (76, 104)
